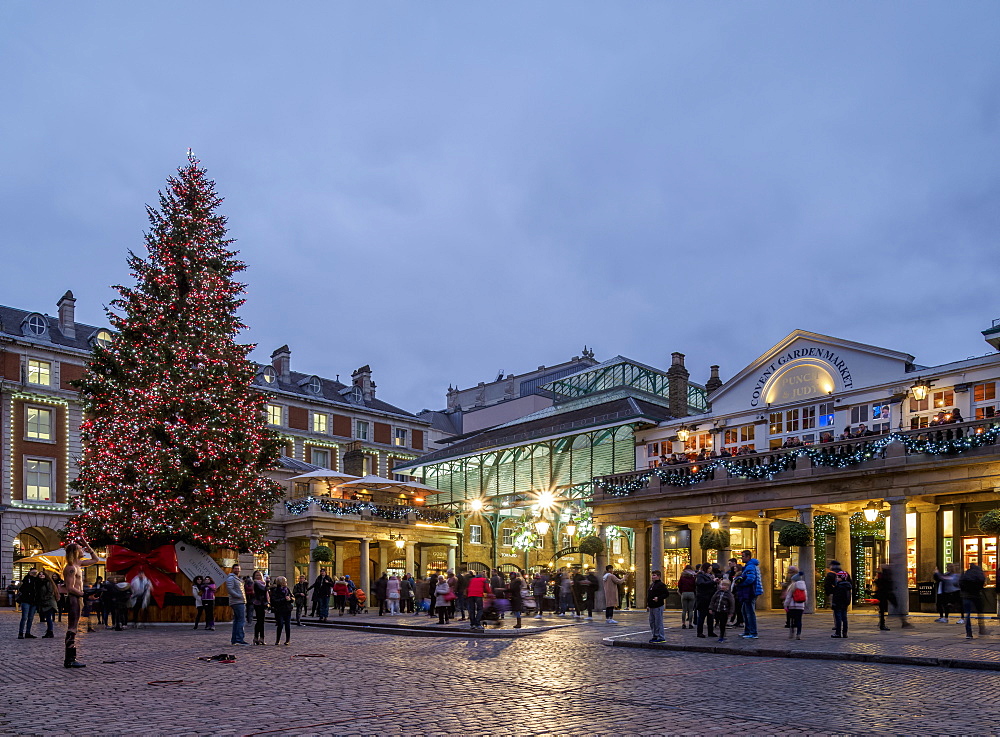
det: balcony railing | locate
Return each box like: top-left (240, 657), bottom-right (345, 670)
top-left (283, 496), bottom-right (451, 523)
top-left (595, 418), bottom-right (1000, 499)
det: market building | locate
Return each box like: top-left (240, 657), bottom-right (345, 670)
top-left (395, 353), bottom-right (709, 578)
top-left (592, 325), bottom-right (1000, 615)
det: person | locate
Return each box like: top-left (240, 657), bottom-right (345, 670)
top-left (951, 408), bottom-right (964, 423)
top-left (374, 572), bottom-right (389, 616)
top-left (456, 569), bottom-right (470, 620)
top-left (677, 565), bottom-right (696, 629)
top-left (62, 540), bottom-right (100, 668)
top-left (959, 562), bottom-right (988, 639)
top-left (434, 575), bottom-right (452, 624)
top-left (584, 568), bottom-right (600, 620)
top-left (251, 570), bottom-right (269, 645)
top-left (385, 574), bottom-right (401, 615)
top-left (781, 565), bottom-right (802, 629)
top-left (243, 576), bottom-right (254, 624)
top-left (36, 570), bottom-right (59, 638)
top-left (112, 576), bottom-right (131, 631)
top-left (934, 564), bottom-right (959, 622)
top-left (130, 571), bottom-right (152, 628)
top-left (734, 550), bottom-right (763, 639)
top-left (100, 575), bottom-right (117, 629)
top-left (694, 563), bottom-right (718, 638)
top-left (602, 565), bottom-right (624, 624)
top-left (401, 573), bottom-right (415, 614)
top-left (709, 579), bottom-right (736, 643)
top-left (310, 569), bottom-right (334, 622)
top-left (414, 575), bottom-right (429, 616)
top-left (191, 575), bottom-right (205, 629)
top-left (873, 564), bottom-right (911, 631)
top-left (293, 575), bottom-right (309, 626)
top-left (16, 568), bottom-right (40, 639)
top-left (200, 576), bottom-right (216, 631)
top-left (84, 576), bottom-right (102, 632)
top-left (490, 569), bottom-right (507, 618)
top-left (783, 574), bottom-right (807, 640)
top-left (726, 559), bottom-right (745, 629)
top-left (225, 563), bottom-right (248, 645)
top-left (466, 570), bottom-right (491, 631)
top-left (646, 570), bottom-right (669, 643)
top-left (333, 576), bottom-right (349, 616)
top-left (508, 571), bottom-right (524, 628)
top-left (531, 573), bottom-right (547, 618)
top-left (824, 560), bottom-right (853, 639)
top-left (270, 576), bottom-right (293, 646)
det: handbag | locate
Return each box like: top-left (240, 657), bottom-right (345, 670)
top-left (388, 591), bottom-right (400, 600)
top-left (443, 591), bottom-right (457, 602)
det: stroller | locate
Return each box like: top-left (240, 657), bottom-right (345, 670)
top-left (481, 595), bottom-right (506, 628)
top-left (349, 588), bottom-right (368, 615)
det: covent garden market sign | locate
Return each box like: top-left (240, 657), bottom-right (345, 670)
top-left (750, 348), bottom-right (854, 407)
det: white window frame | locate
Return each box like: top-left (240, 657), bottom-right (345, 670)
top-left (261, 366), bottom-right (277, 384)
top-left (266, 404), bottom-right (283, 426)
top-left (25, 406), bottom-right (54, 442)
top-left (24, 457), bottom-right (55, 503)
top-left (310, 447), bottom-right (330, 468)
top-left (25, 315), bottom-right (47, 336)
top-left (312, 413), bottom-right (328, 434)
top-left (355, 420), bottom-right (369, 441)
top-left (394, 428), bottom-right (407, 447)
top-left (502, 528), bottom-right (514, 547)
top-left (27, 360), bottom-right (51, 386)
top-left (469, 525), bottom-right (483, 545)
top-left (974, 381), bottom-right (997, 420)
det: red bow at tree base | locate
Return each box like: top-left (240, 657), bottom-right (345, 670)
top-left (107, 544), bottom-right (186, 608)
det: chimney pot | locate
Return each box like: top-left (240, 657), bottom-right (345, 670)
top-left (57, 290), bottom-right (76, 339)
top-left (270, 345), bottom-right (291, 380)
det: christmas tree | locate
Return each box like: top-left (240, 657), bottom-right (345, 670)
top-left (65, 152), bottom-right (283, 553)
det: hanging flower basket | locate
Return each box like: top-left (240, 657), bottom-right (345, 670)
top-left (577, 535), bottom-right (605, 556)
top-left (777, 522), bottom-right (813, 548)
top-left (978, 510), bottom-right (1000, 536)
top-left (311, 545), bottom-right (334, 562)
top-left (699, 528), bottom-right (730, 551)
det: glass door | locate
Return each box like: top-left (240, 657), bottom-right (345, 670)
top-left (962, 536), bottom-right (998, 585)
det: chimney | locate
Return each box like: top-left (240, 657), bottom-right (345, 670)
top-left (706, 365), bottom-right (723, 393)
top-left (271, 345), bottom-right (291, 381)
top-left (352, 365), bottom-right (376, 401)
top-left (666, 351), bottom-right (690, 418)
top-left (57, 290), bottom-right (76, 339)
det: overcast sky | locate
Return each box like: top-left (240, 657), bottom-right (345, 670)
top-left (2, 3), bottom-right (998, 412)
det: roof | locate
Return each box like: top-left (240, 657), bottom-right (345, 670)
top-left (276, 456), bottom-right (321, 473)
top-left (0, 303), bottom-right (108, 353)
top-left (396, 395), bottom-right (675, 469)
top-left (258, 367), bottom-right (422, 420)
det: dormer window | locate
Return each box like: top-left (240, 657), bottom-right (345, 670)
top-left (350, 386), bottom-right (363, 403)
top-left (23, 314), bottom-right (48, 337)
top-left (307, 376), bottom-right (322, 395)
top-left (91, 330), bottom-right (113, 349)
top-left (261, 366), bottom-right (277, 385)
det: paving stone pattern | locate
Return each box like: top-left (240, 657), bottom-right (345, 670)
top-left (2, 609), bottom-right (1000, 736)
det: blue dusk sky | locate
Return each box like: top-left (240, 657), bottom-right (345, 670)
top-left (1, 3), bottom-right (998, 412)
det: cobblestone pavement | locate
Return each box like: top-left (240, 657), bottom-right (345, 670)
top-left (3, 609), bottom-right (1000, 736)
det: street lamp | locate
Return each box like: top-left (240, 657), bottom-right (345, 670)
top-left (469, 498), bottom-right (484, 512)
top-left (534, 520), bottom-right (551, 536)
top-left (863, 500), bottom-right (883, 523)
top-left (910, 378), bottom-right (932, 402)
top-left (710, 517), bottom-right (721, 530)
top-left (564, 523), bottom-right (577, 537)
top-left (676, 426), bottom-right (691, 442)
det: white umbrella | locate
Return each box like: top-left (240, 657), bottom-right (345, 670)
top-left (393, 479), bottom-right (442, 495)
top-left (288, 468), bottom-right (361, 483)
top-left (338, 474), bottom-right (409, 492)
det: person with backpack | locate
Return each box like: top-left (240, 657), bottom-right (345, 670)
top-left (646, 570), bottom-right (670, 643)
top-left (959, 562), bottom-right (989, 639)
top-left (709, 579), bottom-right (736, 642)
top-left (783, 569), bottom-right (808, 640)
top-left (824, 560), bottom-right (853, 638)
top-left (677, 565), bottom-right (696, 629)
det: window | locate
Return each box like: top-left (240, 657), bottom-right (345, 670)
top-left (261, 366), bottom-right (277, 384)
top-left (801, 405), bottom-right (816, 430)
top-left (27, 360), bottom-right (51, 386)
top-left (25, 314), bottom-right (47, 336)
top-left (646, 442), bottom-right (660, 457)
top-left (785, 409), bottom-right (799, 432)
top-left (355, 420), bottom-right (369, 440)
top-left (818, 402), bottom-right (835, 427)
top-left (394, 428), bottom-right (407, 447)
top-left (26, 407), bottom-right (53, 440)
top-left (312, 413), bottom-right (328, 434)
top-left (974, 382), bottom-right (997, 419)
top-left (25, 459), bottom-right (53, 502)
top-left (502, 528), bottom-right (514, 547)
top-left (266, 404), bottom-right (283, 426)
top-left (909, 396), bottom-right (929, 413)
top-left (683, 433), bottom-right (710, 453)
top-left (561, 534), bottom-right (572, 549)
top-left (932, 389), bottom-right (954, 410)
top-left (469, 525), bottom-right (483, 545)
top-left (94, 330), bottom-right (113, 348)
top-left (293, 482), bottom-right (310, 497)
top-left (311, 448), bottom-right (330, 468)
top-left (611, 536), bottom-right (623, 555)
top-left (306, 376), bottom-right (322, 395)
top-left (349, 386), bottom-right (363, 403)
top-left (850, 405), bottom-right (869, 424)
top-left (769, 412), bottom-right (783, 435)
top-left (724, 425), bottom-right (755, 451)
top-left (254, 553), bottom-right (270, 576)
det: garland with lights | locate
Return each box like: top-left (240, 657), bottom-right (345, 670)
top-left (598, 424), bottom-right (1000, 496)
top-left (284, 496), bottom-right (450, 522)
top-left (64, 152), bottom-right (284, 553)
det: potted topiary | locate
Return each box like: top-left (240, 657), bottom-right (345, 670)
top-left (577, 535), bottom-right (605, 557)
top-left (311, 545), bottom-right (334, 563)
top-left (777, 522), bottom-right (813, 548)
top-left (699, 527), bottom-right (730, 551)
top-left (978, 510), bottom-right (1000, 536)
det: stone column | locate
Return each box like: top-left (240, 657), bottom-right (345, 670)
top-left (419, 545), bottom-right (430, 577)
top-left (404, 542), bottom-right (416, 576)
top-left (447, 545), bottom-right (457, 571)
top-left (887, 496), bottom-right (910, 616)
top-left (308, 535), bottom-right (319, 583)
top-left (718, 514), bottom-right (732, 566)
top-left (795, 506), bottom-right (816, 614)
top-left (834, 514), bottom-right (853, 610)
top-left (692, 522), bottom-right (708, 567)
top-left (633, 523), bottom-right (649, 608)
top-left (359, 538), bottom-right (371, 596)
top-left (914, 503), bottom-right (940, 585)
top-left (754, 517), bottom-right (774, 611)
top-left (334, 541), bottom-right (345, 577)
top-left (285, 539), bottom-right (298, 583)
top-left (649, 519), bottom-right (664, 579)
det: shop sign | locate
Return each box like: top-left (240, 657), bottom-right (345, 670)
top-left (750, 348), bottom-right (854, 407)
top-left (175, 542), bottom-right (226, 582)
top-left (966, 510), bottom-right (989, 532)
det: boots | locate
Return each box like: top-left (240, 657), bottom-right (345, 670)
top-left (64, 646), bottom-right (85, 669)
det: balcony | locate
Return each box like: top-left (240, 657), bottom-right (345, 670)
top-left (281, 495), bottom-right (452, 524)
top-left (593, 418), bottom-right (1000, 502)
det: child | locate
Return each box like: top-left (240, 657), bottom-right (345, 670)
top-left (708, 579), bottom-right (736, 643)
top-left (784, 576), bottom-right (807, 640)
